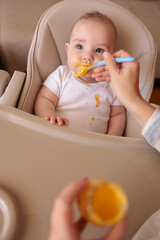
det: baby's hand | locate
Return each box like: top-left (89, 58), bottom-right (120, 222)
top-left (92, 66), bottom-right (111, 82)
top-left (45, 116), bottom-right (69, 126)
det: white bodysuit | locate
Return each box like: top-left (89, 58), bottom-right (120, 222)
top-left (43, 65), bottom-right (121, 133)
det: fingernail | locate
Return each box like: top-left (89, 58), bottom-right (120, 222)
top-left (79, 177), bottom-right (88, 183)
top-left (82, 176), bottom-right (88, 181)
top-left (103, 52), bottom-right (111, 59)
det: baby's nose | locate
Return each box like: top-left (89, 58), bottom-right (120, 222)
top-left (82, 51), bottom-right (94, 63)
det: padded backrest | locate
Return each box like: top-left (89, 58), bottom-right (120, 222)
top-left (17, 0), bottom-right (157, 136)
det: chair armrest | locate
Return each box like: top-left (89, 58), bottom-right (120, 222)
top-left (0, 70), bottom-right (11, 97)
top-left (0, 71), bottom-right (26, 107)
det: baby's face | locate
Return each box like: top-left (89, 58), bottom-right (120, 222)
top-left (65, 19), bottom-right (116, 83)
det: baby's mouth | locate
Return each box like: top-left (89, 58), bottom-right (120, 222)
top-left (82, 62), bottom-right (93, 66)
top-left (75, 63), bottom-right (92, 77)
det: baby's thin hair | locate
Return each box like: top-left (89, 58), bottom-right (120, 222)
top-left (77, 11), bottom-right (117, 39)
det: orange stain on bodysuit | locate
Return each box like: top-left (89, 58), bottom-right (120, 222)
top-left (95, 94), bottom-right (101, 107)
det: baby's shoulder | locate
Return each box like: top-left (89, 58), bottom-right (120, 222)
top-left (58, 65), bottom-right (71, 74)
top-left (51, 65), bottom-right (74, 88)
top-left (60, 65), bottom-right (74, 80)
top-left (48, 65), bottom-right (71, 81)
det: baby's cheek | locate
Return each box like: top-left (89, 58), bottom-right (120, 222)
top-left (67, 59), bottom-right (75, 70)
top-left (69, 63), bottom-right (79, 74)
top-left (72, 60), bottom-right (80, 71)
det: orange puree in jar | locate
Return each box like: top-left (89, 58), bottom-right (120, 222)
top-left (77, 179), bottom-right (128, 226)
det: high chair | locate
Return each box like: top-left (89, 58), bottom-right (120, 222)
top-left (0, 1), bottom-right (159, 240)
top-left (0, 0), bottom-right (157, 137)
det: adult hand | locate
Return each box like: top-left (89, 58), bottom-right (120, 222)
top-left (103, 50), bottom-right (156, 126)
top-left (92, 65), bottom-right (111, 82)
top-left (103, 50), bottom-right (141, 107)
top-left (48, 177), bottom-right (127, 240)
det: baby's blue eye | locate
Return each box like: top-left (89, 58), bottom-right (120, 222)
top-left (96, 48), bottom-right (104, 53)
top-left (76, 44), bottom-right (83, 50)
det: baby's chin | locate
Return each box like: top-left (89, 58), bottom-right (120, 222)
top-left (71, 66), bottom-right (97, 83)
top-left (78, 73), bottom-right (97, 83)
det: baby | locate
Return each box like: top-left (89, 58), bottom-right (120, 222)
top-left (34, 11), bottom-right (126, 136)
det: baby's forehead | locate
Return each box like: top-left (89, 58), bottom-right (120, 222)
top-left (71, 18), bottom-right (111, 35)
top-left (74, 18), bottom-right (105, 27)
top-left (70, 18), bottom-right (116, 40)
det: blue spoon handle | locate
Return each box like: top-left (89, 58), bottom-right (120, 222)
top-left (115, 57), bottom-right (135, 63)
top-left (91, 57), bottom-right (135, 68)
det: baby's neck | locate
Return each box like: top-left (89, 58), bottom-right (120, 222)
top-left (78, 76), bottom-right (98, 84)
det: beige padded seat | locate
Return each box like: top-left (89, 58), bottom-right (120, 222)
top-left (0, 1), bottom-right (159, 240)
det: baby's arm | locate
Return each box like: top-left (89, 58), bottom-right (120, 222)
top-left (107, 105), bottom-right (126, 136)
top-left (34, 85), bottom-right (69, 126)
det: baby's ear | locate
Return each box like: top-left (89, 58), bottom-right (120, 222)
top-left (65, 43), bottom-right (69, 53)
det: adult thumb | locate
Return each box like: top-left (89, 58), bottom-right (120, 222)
top-left (103, 52), bottom-right (118, 76)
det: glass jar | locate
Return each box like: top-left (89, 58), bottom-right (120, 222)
top-left (77, 179), bottom-right (128, 226)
